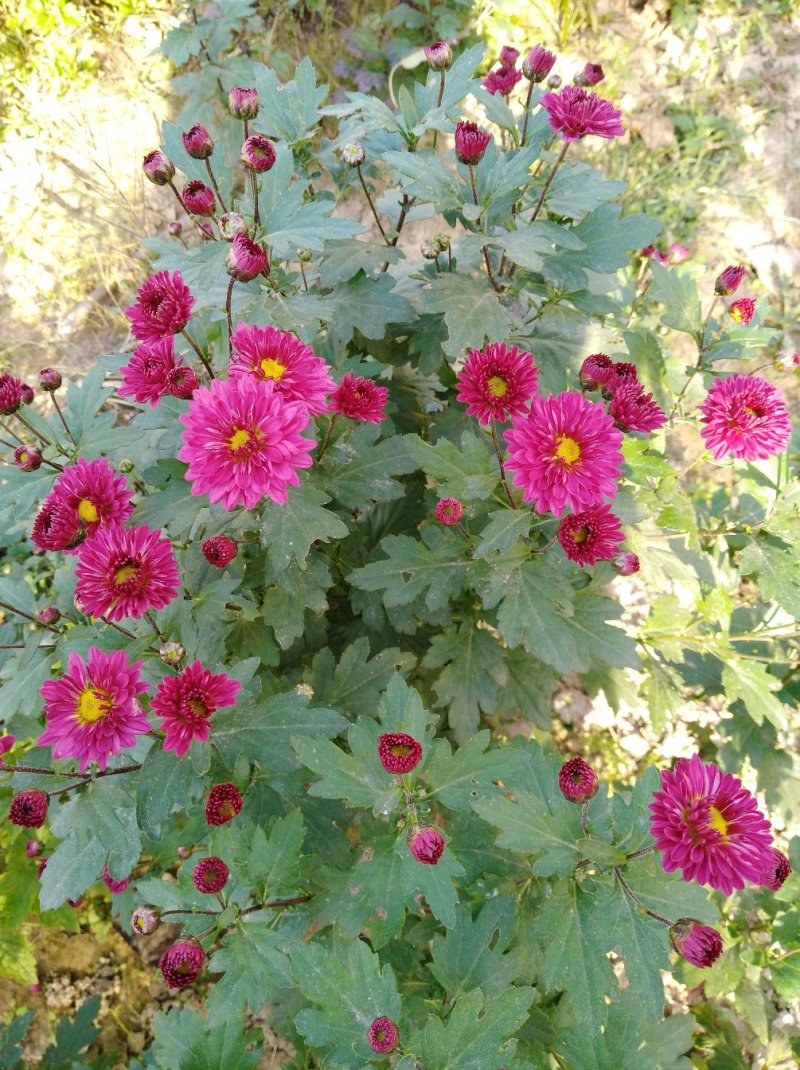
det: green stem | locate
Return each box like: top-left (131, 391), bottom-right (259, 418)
top-left (181, 329), bottom-right (215, 379)
top-left (490, 421), bottom-right (516, 507)
top-left (225, 278), bottom-right (236, 353)
top-left (317, 414), bottom-right (337, 461)
top-left (614, 866), bottom-right (673, 926)
top-left (520, 80), bottom-right (535, 147)
top-left (205, 158), bottom-right (228, 213)
top-left (50, 395), bottom-right (76, 447)
top-left (431, 69), bottom-right (446, 151)
top-left (529, 141), bottom-right (569, 225)
top-left (356, 164), bottom-right (390, 245)
top-left (0, 599), bottom-right (63, 634)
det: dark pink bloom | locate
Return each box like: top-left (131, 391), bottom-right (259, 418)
top-left (648, 754), bottom-right (774, 894)
top-left (14, 446), bottom-right (41, 472)
top-left (182, 124), bottom-right (213, 160)
top-left (228, 87), bottom-right (259, 120)
top-left (37, 606), bottom-right (60, 626)
top-left (499, 45), bottom-right (520, 65)
top-left (454, 120), bottom-right (492, 165)
top-left (39, 647), bottom-right (149, 771)
top-left (612, 550), bottom-right (640, 576)
top-left (378, 733), bottom-right (422, 774)
top-left (168, 221), bottom-right (182, 237)
top-left (206, 783), bottom-right (243, 826)
top-left (202, 535), bottom-right (238, 568)
top-left (715, 264), bottom-right (746, 296)
top-left (640, 245), bottom-right (655, 258)
top-left (435, 498), bottom-right (463, 526)
top-left (75, 523), bottom-right (180, 622)
top-left (193, 857), bottom-right (229, 894)
top-left (522, 44), bottom-right (556, 82)
top-left (226, 233), bottom-right (268, 281)
top-left (32, 458), bottom-right (135, 554)
top-left (229, 322), bottom-right (334, 417)
top-left (760, 848), bottom-right (791, 891)
top-left (601, 361), bottom-right (639, 399)
top-left (729, 297), bottom-right (756, 325)
top-left (425, 41), bottom-right (452, 71)
top-left (241, 134), bottom-right (276, 173)
top-left (152, 660), bottom-right (240, 757)
top-left (330, 373), bottom-right (388, 423)
top-left (132, 906), bottom-right (160, 934)
top-left (167, 364), bottom-right (198, 400)
top-left (579, 63), bottom-right (604, 86)
top-left (408, 825), bottom-right (445, 864)
top-left (182, 180), bottom-right (215, 216)
top-left (541, 85), bottom-right (624, 141)
top-left (0, 735), bottom-right (15, 760)
top-left (668, 242), bottom-right (691, 264)
top-left (505, 391), bottom-right (623, 516)
top-left (159, 941), bottom-right (205, 989)
top-left (669, 919), bottom-right (723, 968)
top-left (178, 376), bottom-right (315, 509)
top-left (38, 367), bottom-right (62, 391)
top-left (456, 341), bottom-right (539, 425)
top-left (483, 65), bottom-right (522, 96)
top-left (557, 503), bottom-right (624, 566)
top-left (31, 497), bottom-right (83, 553)
top-left (125, 271), bottom-right (195, 344)
top-left (579, 353), bottom-right (614, 392)
top-left (142, 150), bottom-right (175, 186)
top-left (609, 382), bottom-right (668, 433)
top-left (119, 337), bottom-right (189, 408)
top-left (558, 757), bottom-right (598, 802)
top-left (699, 374), bottom-right (791, 461)
top-left (0, 374), bottom-right (23, 415)
top-left (9, 791), bottom-right (49, 828)
top-left (19, 383), bottom-right (33, 405)
top-left (102, 864), bottom-right (131, 895)
top-left (652, 249), bottom-right (671, 266)
top-left (368, 1017), bottom-right (399, 1054)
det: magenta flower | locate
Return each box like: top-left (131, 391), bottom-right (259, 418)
top-left (228, 87), bottom-right (259, 120)
top-left (38, 367), bottom-right (62, 392)
top-left (241, 134), bottom-right (276, 173)
top-left (456, 342), bottom-right (539, 425)
top-left (609, 382), bottom-right (667, 433)
top-left (182, 180), bottom-right (215, 216)
top-left (522, 44), bottom-right (556, 82)
top-left (75, 523), bottom-right (180, 622)
top-left (0, 373), bottom-right (24, 415)
top-left (330, 373), bottom-right (388, 423)
top-left (601, 361), bottom-right (639, 399)
top-left (39, 647), bottom-right (149, 771)
top-left (499, 45), bottom-right (520, 65)
top-left (729, 297), bottom-right (756, 325)
top-left (125, 271), bottom-right (195, 344)
top-left (424, 41), bottom-right (452, 71)
top-left (166, 364), bottom-right (198, 400)
top-left (368, 1017), bottom-right (399, 1054)
top-left (9, 791), bottom-right (49, 828)
top-left (229, 322), bottom-right (334, 417)
top-left (408, 825), bottom-right (445, 865)
top-left (505, 391), bottom-right (623, 516)
top-left (179, 376), bottom-right (315, 509)
top-left (715, 264), bottom-right (746, 296)
top-left (435, 498), bottom-right (463, 526)
top-left (182, 124), bottom-right (213, 160)
top-left (760, 847), bottom-right (791, 891)
top-left (159, 941), bottom-right (205, 989)
top-left (378, 733), bottom-right (422, 774)
top-left (454, 120), bottom-right (492, 165)
top-left (32, 458), bottom-right (135, 554)
top-left (579, 62), bottom-right (604, 86)
top-left (541, 85), bottom-right (624, 141)
top-left (226, 233), bottom-right (268, 281)
top-left (31, 497), bottom-right (83, 553)
top-left (14, 445), bottom-right (41, 472)
top-left (0, 734), bottom-right (15, 758)
top-left (102, 864), bottom-right (131, 895)
top-left (483, 65), bottom-right (523, 96)
top-left (152, 660), bottom-right (240, 757)
top-left (142, 150), bottom-right (175, 186)
top-left (557, 503), bottom-right (624, 566)
top-left (668, 242), bottom-right (691, 264)
top-left (193, 857), bottom-right (229, 894)
top-left (578, 353), bottom-right (614, 392)
top-left (612, 550), bottom-right (640, 576)
top-left (202, 535), bottom-right (238, 568)
top-left (119, 337), bottom-right (192, 408)
top-left (206, 783), bottom-right (243, 826)
top-left (558, 757), bottom-right (598, 802)
top-left (699, 374), bottom-right (792, 461)
top-left (648, 754), bottom-right (774, 894)
top-left (669, 919), bottom-right (723, 969)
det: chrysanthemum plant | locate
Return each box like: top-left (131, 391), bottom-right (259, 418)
top-left (1, 34), bottom-right (798, 1069)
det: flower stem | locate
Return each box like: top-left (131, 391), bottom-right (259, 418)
top-left (356, 163), bottom-right (390, 245)
top-left (225, 278), bottom-right (236, 352)
top-left (299, 261), bottom-right (309, 292)
top-left (317, 414), bottom-right (337, 461)
top-left (625, 844), bottom-right (657, 862)
top-left (520, 80), bottom-right (535, 147)
top-left (13, 411), bottom-right (54, 451)
top-left (144, 611), bottom-right (166, 644)
top-left (529, 141), bottom-right (569, 226)
top-left (250, 169), bottom-right (261, 231)
top-left (581, 800), bottom-right (590, 835)
top-left (469, 165), bottom-right (504, 293)
top-left (180, 329), bottom-right (215, 379)
top-left (50, 395), bottom-right (76, 447)
top-left (614, 865), bottom-right (673, 926)
top-left (670, 296), bottom-right (719, 419)
top-left (490, 420), bottom-right (516, 508)
top-left (205, 158), bottom-right (227, 213)
top-left (432, 69), bottom-right (446, 150)
top-left (2, 763), bottom-right (87, 778)
top-left (161, 907), bottom-right (219, 918)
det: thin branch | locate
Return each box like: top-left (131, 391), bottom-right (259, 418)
top-left (180, 329), bottom-right (215, 379)
top-left (356, 164), bottom-right (390, 245)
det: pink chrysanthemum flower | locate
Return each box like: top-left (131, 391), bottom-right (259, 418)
top-left (142, 150), bottom-right (174, 186)
top-left (205, 783), bottom-right (243, 826)
top-left (159, 941), bottom-right (205, 989)
top-left (193, 857), bottom-right (229, 894)
top-left (522, 45), bottom-right (556, 82)
top-left (226, 233), bottom-right (269, 281)
top-left (408, 825), bottom-right (445, 865)
top-left (648, 754), bottom-right (775, 894)
top-left (454, 121), bottom-right (492, 165)
top-left (228, 87), bottom-right (259, 120)
top-left (668, 242), bottom-right (691, 264)
top-left (182, 124), bottom-right (213, 160)
top-left (182, 180), bottom-right (215, 216)
top-left (178, 376), bottom-right (314, 510)
top-left (202, 535), bottom-right (238, 568)
top-left (579, 63), bottom-right (604, 86)
top-left (32, 458), bottom-right (135, 554)
top-left (715, 264), bottom-right (746, 296)
top-left (102, 864), bottom-right (131, 895)
top-left (152, 660), bottom-right (240, 757)
top-left (558, 757), bottom-right (598, 802)
top-left (699, 375), bottom-right (792, 461)
top-left (499, 45), bottom-right (520, 65)
top-left (330, 373), bottom-right (388, 423)
top-left (9, 791), bottom-right (49, 828)
top-left (541, 85), bottom-right (624, 141)
top-left (505, 391), bottom-right (623, 516)
top-left (125, 271), bottom-right (195, 344)
top-left (483, 65), bottom-right (523, 96)
top-left (435, 498), bottom-right (463, 526)
top-left (729, 297), bottom-right (756, 325)
top-left (229, 323), bottom-right (334, 417)
top-left (609, 382), bottom-right (668, 433)
top-left (31, 497), bottom-right (83, 553)
top-left (241, 134), bottom-right (276, 173)
top-left (424, 41), bottom-right (452, 71)
top-left (456, 342), bottom-right (539, 426)
top-left (378, 732), bottom-right (422, 774)
top-left (119, 338), bottom-right (193, 408)
top-left (368, 1017), bottom-right (399, 1054)
top-left (557, 503), bottom-right (623, 566)
top-left (0, 374), bottom-right (24, 415)
top-left (75, 523), bottom-right (180, 621)
top-left (775, 350), bottom-right (800, 373)
top-left (39, 647), bottom-right (149, 771)
top-left (579, 353), bottom-right (615, 392)
top-left (14, 445), bottom-right (41, 472)
top-left (760, 847), bottom-right (791, 891)
top-left (669, 919), bottom-right (723, 969)
top-left (601, 361), bottom-right (639, 399)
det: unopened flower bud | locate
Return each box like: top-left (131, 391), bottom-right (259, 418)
top-left (500, 45), bottom-right (520, 66)
top-left (578, 353), bottom-right (614, 391)
top-left (182, 180), bottom-right (215, 217)
top-left (26, 839), bottom-right (43, 858)
top-left (202, 535), bottom-right (238, 568)
top-left (424, 41), bottom-right (452, 71)
top-left (218, 212), bottom-right (247, 241)
top-left (421, 239), bottom-right (440, 260)
top-left (669, 919), bottom-right (723, 968)
top-left (132, 905), bottom-right (160, 934)
top-left (20, 383), bottom-right (33, 405)
top-left (228, 87), bottom-right (260, 120)
top-left (522, 45), bottom-right (556, 82)
top-left (454, 120), bottom-right (492, 165)
top-left (297, 247), bottom-right (313, 263)
top-left (38, 367), bottom-right (62, 392)
top-left (226, 234), bottom-right (268, 282)
top-left (14, 446), bottom-right (42, 472)
top-left (142, 150), bottom-right (175, 186)
top-left (714, 264), bottom-right (746, 296)
top-left (182, 123), bottom-right (214, 160)
top-left (160, 641), bottom-right (186, 668)
top-left (760, 847), bottom-right (792, 891)
top-left (36, 606), bottom-right (60, 626)
top-left (9, 790), bottom-right (49, 828)
top-left (612, 551), bottom-right (640, 576)
top-left (407, 824), bottom-right (445, 864)
top-left (546, 73), bottom-right (562, 89)
top-left (177, 846), bottom-right (192, 860)
top-left (578, 62), bottom-right (604, 86)
top-left (168, 221), bottom-right (183, 237)
top-left (118, 458), bottom-right (135, 473)
top-left (341, 142), bottom-right (366, 167)
top-left (558, 757), bottom-right (598, 803)
top-left (368, 1016), bottom-right (399, 1054)
top-left (433, 232), bottom-right (450, 251)
top-left (241, 134), bottom-right (276, 173)
top-left (775, 349), bottom-right (800, 373)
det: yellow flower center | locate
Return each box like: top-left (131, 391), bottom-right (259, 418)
top-left (707, 806), bottom-right (728, 838)
top-left (114, 563), bottom-right (139, 586)
top-left (260, 358), bottom-right (286, 381)
top-left (75, 685), bottom-right (111, 724)
top-left (228, 428), bottom-right (250, 451)
top-left (487, 375), bottom-right (508, 398)
top-left (187, 698), bottom-right (209, 717)
top-left (554, 435), bottom-right (581, 465)
top-left (571, 526), bottom-right (589, 544)
top-left (78, 499), bottom-right (99, 524)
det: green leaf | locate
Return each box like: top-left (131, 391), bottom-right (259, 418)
top-left (406, 430), bottom-right (499, 502)
top-left (415, 986), bottom-right (534, 1070)
top-left (649, 262), bottom-right (703, 337)
top-left (313, 839), bottom-right (407, 948)
top-left (419, 274), bottom-right (515, 358)
top-left (253, 57), bottom-right (327, 143)
top-left (395, 832), bottom-right (465, 928)
top-left (206, 921), bottom-right (292, 1028)
top-left (292, 719), bottom-right (401, 814)
top-left (0, 1010), bottom-right (32, 1070)
top-left (546, 160), bottom-right (627, 220)
top-left (349, 528), bottom-right (471, 612)
top-left (429, 900), bottom-right (523, 1003)
top-left (136, 745), bottom-right (202, 837)
top-left (495, 648), bottom-right (559, 729)
top-left (40, 996), bottom-right (101, 1070)
top-left (233, 809), bottom-right (306, 894)
top-left (739, 538), bottom-right (800, 619)
top-left (153, 1008), bottom-right (262, 1070)
top-left (260, 484), bottom-right (348, 570)
top-left (722, 661), bottom-right (787, 728)
top-left (262, 554), bottom-right (332, 649)
top-left (423, 624), bottom-right (505, 742)
top-left (382, 150), bottom-right (463, 212)
top-left (569, 594), bottom-right (642, 671)
top-left (319, 239), bottom-right (404, 284)
top-left (0, 927), bottom-right (37, 987)
top-left (64, 364), bottom-right (115, 446)
top-left (541, 206), bottom-right (661, 290)
top-left (771, 950), bottom-right (800, 1000)
top-left (307, 639), bottom-right (415, 718)
top-left (327, 272), bottom-right (414, 343)
top-left (473, 508), bottom-right (532, 557)
top-left (323, 422), bottom-right (417, 509)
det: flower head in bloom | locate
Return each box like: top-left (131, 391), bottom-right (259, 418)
top-left (125, 271), bottom-right (195, 344)
top-left (368, 1017), bottom-right (399, 1055)
top-left (456, 342), bottom-right (539, 426)
top-left (483, 65), bottom-right (523, 96)
top-left (241, 134), bottom-right (276, 173)
top-left (760, 847), bottom-right (791, 891)
top-left (558, 757), bottom-right (599, 802)
top-left (609, 382), bottom-right (668, 433)
top-left (31, 497), bottom-right (82, 553)
top-left (119, 337), bottom-right (193, 408)
top-left (330, 373), bottom-right (388, 423)
top-left (425, 41), bottom-right (452, 71)
top-left (601, 361), bottom-right (639, 399)
top-left (193, 857), bottom-right (229, 894)
top-left (699, 375), bottom-right (792, 461)
top-left (229, 323), bottom-right (334, 417)
top-left (669, 919), bottom-right (723, 969)
top-left (454, 120), bottom-right (492, 165)
top-left (152, 660), bottom-right (240, 757)
top-left (178, 376), bottom-right (314, 509)
top-left (612, 550), bottom-right (640, 576)
top-left (102, 864), bottom-right (130, 895)
top-left (14, 446), bottom-right (42, 472)
top-left (435, 498), bottom-right (463, 526)
top-left (9, 791), bottom-right (49, 828)
top-left (579, 353), bottom-right (614, 392)
top-left (541, 85), bottom-right (624, 141)
top-left (132, 906), bottom-right (160, 934)
top-left (39, 647), bottom-right (149, 771)
top-left (226, 233), bottom-right (268, 281)
top-left (75, 523), bottom-right (180, 621)
top-left (142, 150), bottom-right (175, 186)
top-left (522, 44), bottom-right (556, 82)
top-left (557, 504), bottom-right (624, 566)
top-left (579, 62), bottom-right (604, 86)
top-left (202, 535), bottom-right (238, 568)
top-left (729, 297), bottom-right (756, 325)
top-left (0, 374), bottom-right (23, 415)
top-left (715, 264), bottom-right (746, 296)
top-left (32, 458), bottom-right (135, 554)
top-left (649, 754), bottom-right (774, 894)
top-left (228, 87), bottom-right (259, 120)
top-left (182, 180), bottom-right (215, 216)
top-left (500, 45), bottom-right (520, 65)
top-left (206, 783), bottom-right (243, 826)
top-left (505, 391), bottom-right (623, 516)
top-left (38, 367), bottom-right (62, 391)
top-left (182, 124), bottom-right (213, 160)
top-left (378, 733), bottom-right (422, 774)
top-left (159, 941), bottom-right (205, 989)
top-left (408, 825), bottom-right (445, 864)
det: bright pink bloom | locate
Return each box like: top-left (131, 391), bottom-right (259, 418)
top-left (669, 919), bottom-right (723, 968)
top-left (119, 337), bottom-right (192, 408)
top-left (612, 550), bottom-right (640, 576)
top-left (558, 757), bottom-right (598, 802)
top-left (715, 264), bottom-right (746, 296)
top-left (499, 45), bottom-right (520, 65)
top-left (408, 825), bottom-right (445, 865)
top-left (0, 734), bottom-right (15, 761)
top-left (729, 297), bottom-right (756, 325)
top-left (14, 446), bottom-right (41, 472)
top-left (31, 497), bottom-right (83, 553)
top-left (557, 503), bottom-right (623, 566)
top-left (330, 373), bottom-right (388, 423)
top-left (39, 647), bottom-right (149, 772)
top-left (9, 791), bottom-right (49, 828)
top-left (601, 361), bottom-right (639, 399)
top-left (456, 342), bottom-right (539, 425)
top-left (425, 41), bottom-right (452, 71)
top-left (159, 941), bottom-right (205, 989)
top-left (699, 375), bottom-right (792, 461)
top-left (32, 458), bottom-right (135, 554)
top-left (202, 535), bottom-right (238, 568)
top-left (229, 322), bottom-right (334, 417)
top-left (609, 382), bottom-right (667, 433)
top-left (182, 124), bottom-right (213, 160)
top-left (142, 150), bottom-right (174, 186)
top-left (649, 754), bottom-right (774, 895)
top-left (206, 783), bottom-right (243, 826)
top-left (102, 864), bottom-right (131, 895)
top-left (760, 848), bottom-right (791, 891)
top-left (378, 733), bottom-right (422, 774)
top-left (178, 376), bottom-right (314, 509)
top-left (125, 271), bottom-right (195, 344)
top-left (435, 498), bottom-right (463, 526)
top-left (522, 45), bottom-right (556, 82)
top-left (368, 1017), bottom-right (399, 1054)
top-left (241, 134), bottom-right (276, 173)
top-left (0, 374), bottom-right (24, 415)
top-left (152, 660), bottom-right (240, 757)
top-left (182, 180), bottom-right (215, 216)
top-left (541, 85), bottom-right (624, 141)
top-left (226, 233), bottom-right (269, 281)
top-left (579, 63), bottom-right (604, 86)
top-left (483, 65), bottom-right (522, 96)
top-left (75, 523), bottom-right (180, 621)
top-left (193, 857), bottom-right (229, 894)
top-left (166, 364), bottom-right (198, 399)
top-left (228, 87), bottom-right (259, 120)
top-left (454, 121), bottom-right (492, 165)
top-left (652, 249), bottom-right (671, 266)
top-left (505, 391), bottom-right (623, 516)
top-left (579, 353), bottom-right (614, 392)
